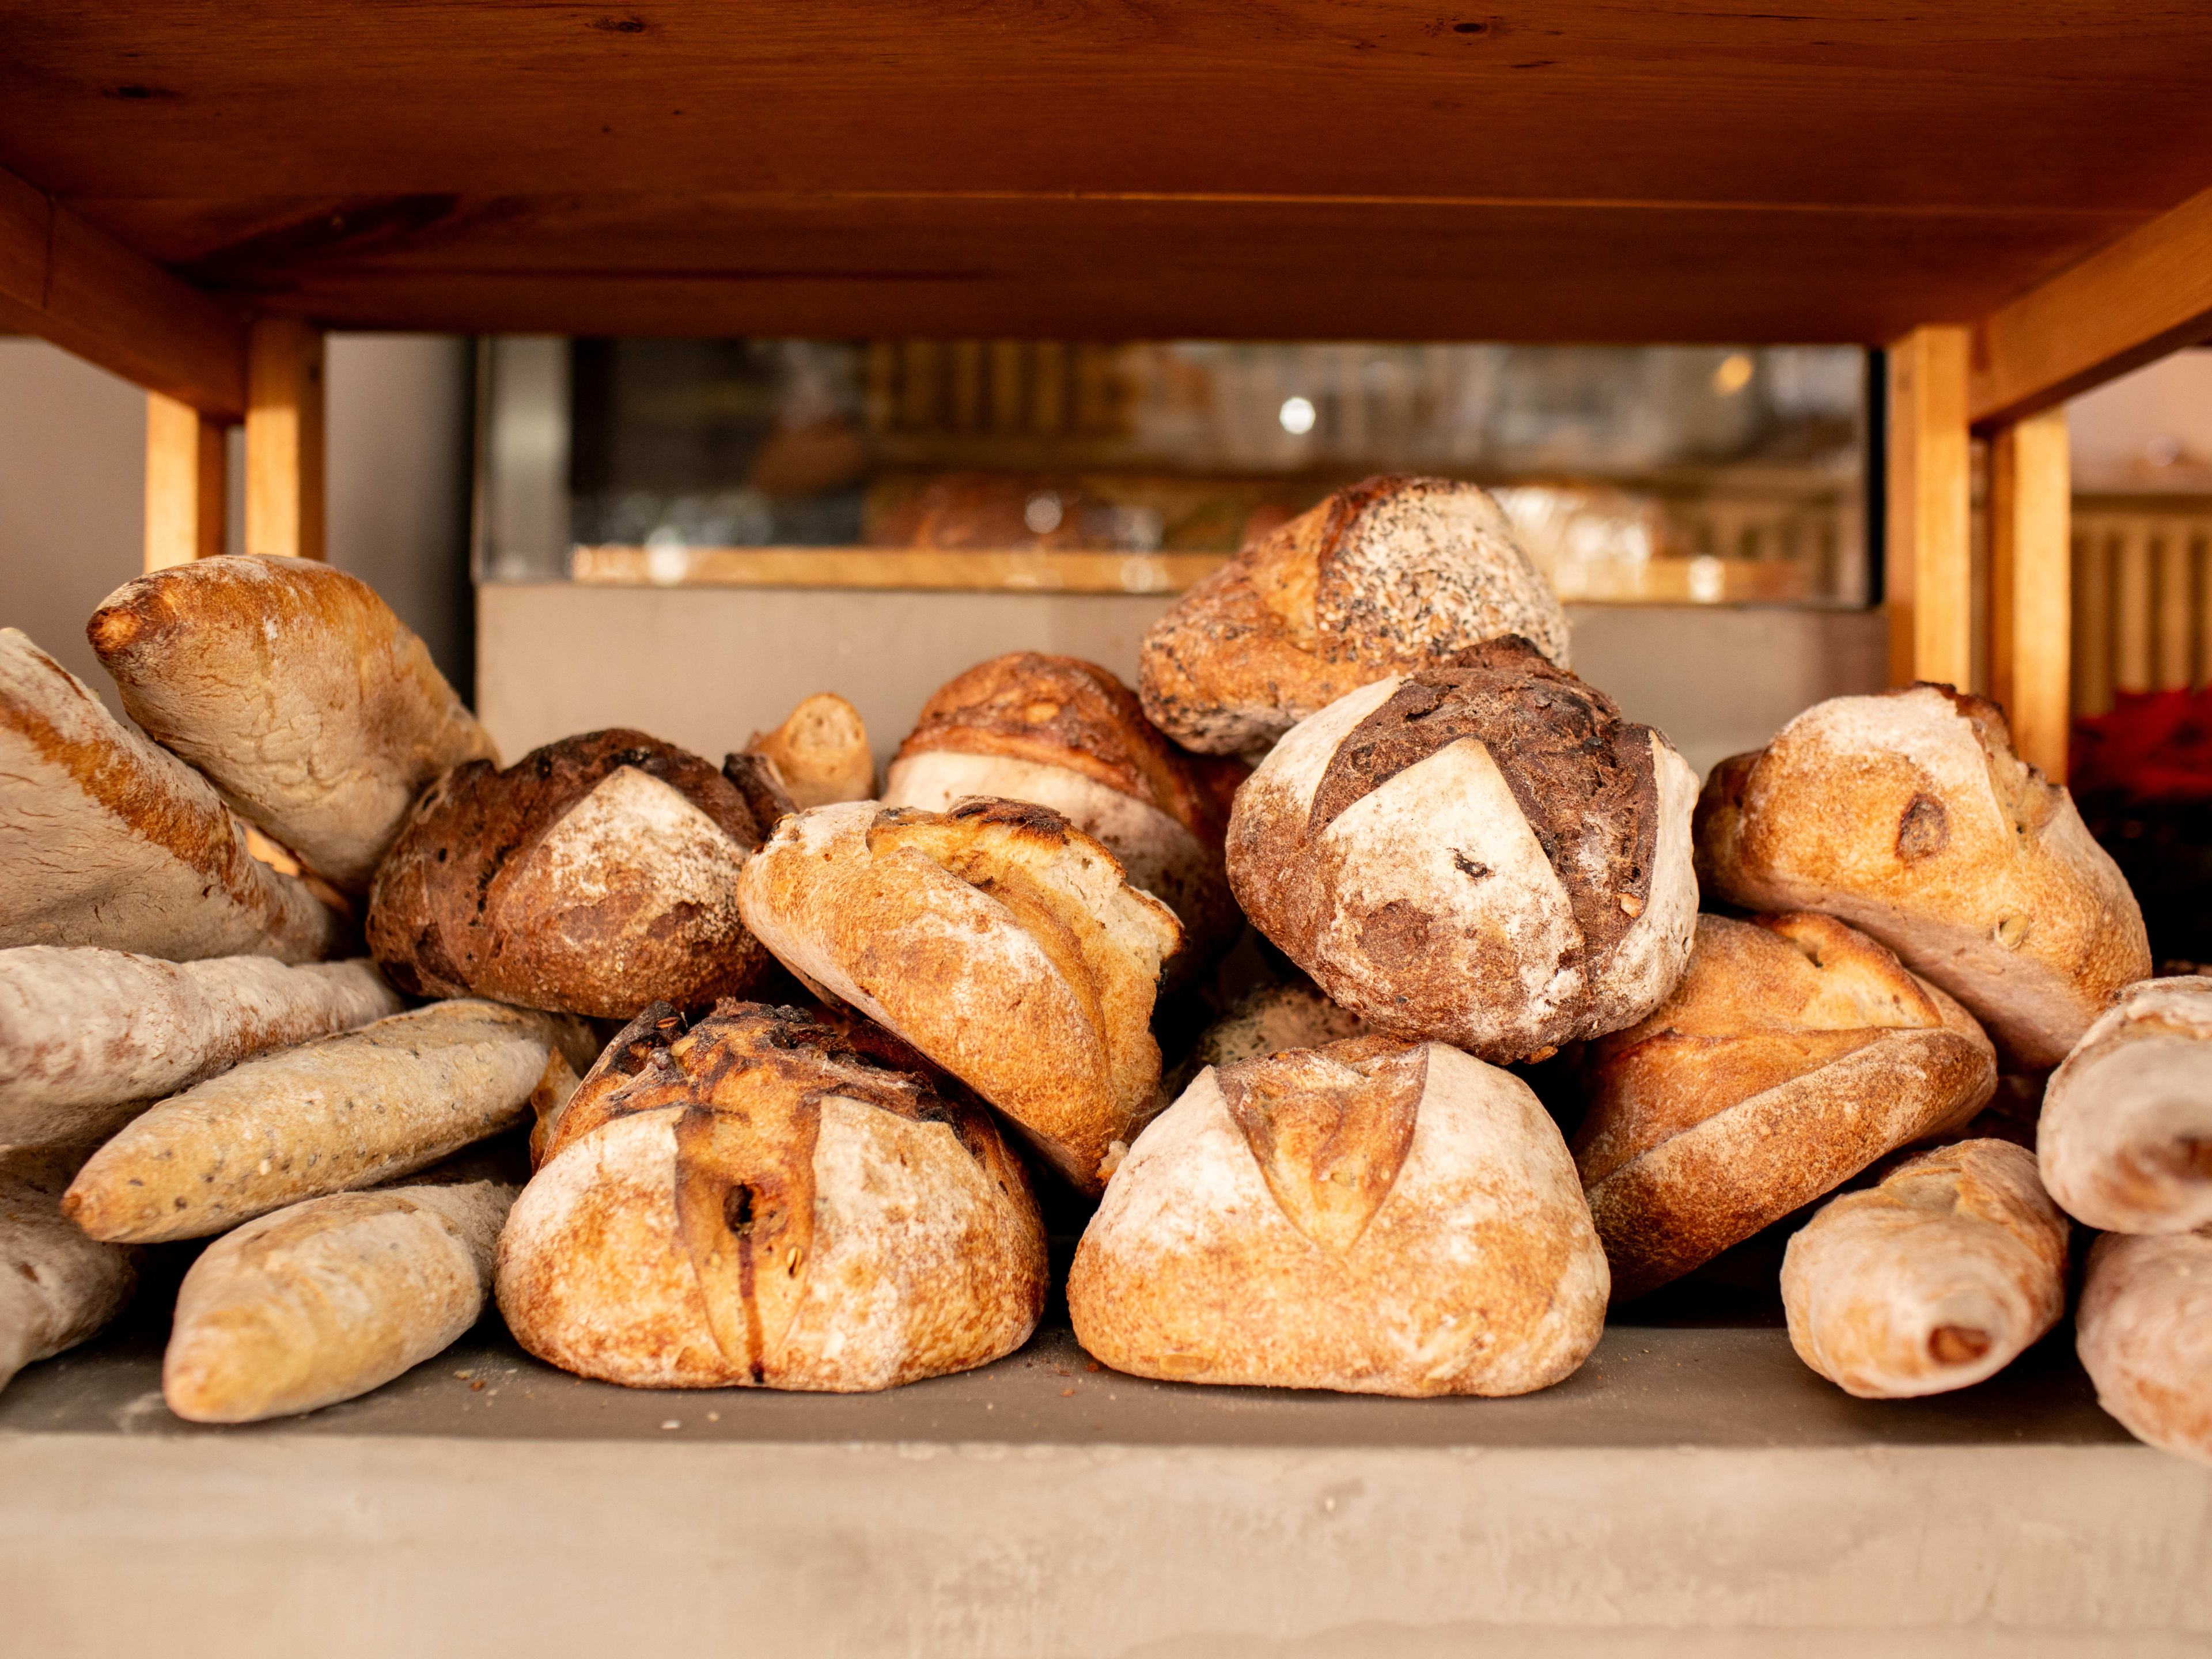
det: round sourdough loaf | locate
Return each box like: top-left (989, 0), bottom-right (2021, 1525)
top-left (1575, 911), bottom-right (1997, 1301)
top-left (1694, 684), bottom-right (2149, 1069)
top-left (2040, 976), bottom-right (2212, 1233)
top-left (1225, 636), bottom-right (1697, 1062)
top-left (1068, 1035), bottom-right (1607, 1397)
top-left (367, 729), bottom-right (774, 1018)
top-left (734, 798), bottom-right (1181, 1194)
top-left (497, 1001), bottom-right (1046, 1391)
top-left (1138, 475), bottom-right (1569, 756)
top-left (1161, 979), bottom-right (1368, 1102)
top-left (2077, 1228), bottom-right (2212, 1467)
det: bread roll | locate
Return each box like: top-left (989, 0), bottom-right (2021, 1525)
top-left (498, 1001), bottom-right (1046, 1391)
top-left (1576, 912), bottom-right (1997, 1301)
top-left (736, 798), bottom-right (1179, 1193)
top-left (2077, 1229), bottom-right (2212, 1467)
top-left (1069, 1036), bottom-right (1606, 1396)
top-left (1163, 979), bottom-right (1368, 1101)
top-left (368, 729), bottom-right (776, 1018)
top-left (0, 948), bottom-right (400, 1147)
top-left (1227, 637), bottom-right (1697, 1063)
top-left (1138, 475), bottom-right (1569, 755)
top-left (1781, 1139), bottom-right (2068, 1398)
top-left (63, 1000), bottom-right (593, 1244)
top-left (745, 692), bottom-right (873, 808)
top-left (0, 628), bottom-right (344, 964)
top-left (2040, 977), bottom-right (2212, 1233)
top-left (1, 1145), bottom-right (135, 1392)
top-left (1694, 684), bottom-right (2149, 1068)
top-left (87, 555), bottom-right (499, 891)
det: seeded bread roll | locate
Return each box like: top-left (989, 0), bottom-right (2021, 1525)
top-left (498, 1001), bottom-right (1046, 1391)
top-left (1576, 912), bottom-right (1997, 1301)
top-left (1162, 979), bottom-right (1368, 1102)
top-left (745, 692), bottom-right (874, 809)
top-left (1695, 684), bottom-right (2149, 1069)
top-left (736, 798), bottom-right (1180, 1194)
top-left (2077, 1228), bottom-right (2212, 1467)
top-left (2040, 977), bottom-right (2212, 1233)
top-left (1138, 475), bottom-right (1569, 756)
top-left (1781, 1139), bottom-right (2069, 1399)
top-left (1226, 637), bottom-right (1697, 1063)
top-left (368, 729), bottom-right (776, 1019)
top-left (1069, 1036), bottom-right (1607, 1397)
top-left (88, 555), bottom-right (498, 891)
top-left (1, 1145), bottom-right (135, 1393)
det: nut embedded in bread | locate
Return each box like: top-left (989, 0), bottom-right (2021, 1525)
top-left (1226, 636), bottom-right (1698, 1062)
top-left (1138, 475), bottom-right (1569, 755)
top-left (1575, 911), bottom-right (1997, 1301)
top-left (497, 1001), bottom-right (1046, 1391)
top-left (2077, 1228), bottom-right (2212, 1467)
top-left (1068, 1036), bottom-right (1607, 1397)
top-left (1694, 684), bottom-right (2149, 1069)
top-left (2040, 976), bottom-right (2212, 1234)
top-left (745, 692), bottom-right (874, 809)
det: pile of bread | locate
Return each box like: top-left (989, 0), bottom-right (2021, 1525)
top-left (2, 476), bottom-right (2205, 1469)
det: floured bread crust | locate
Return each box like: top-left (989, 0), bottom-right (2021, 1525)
top-left (1069, 1037), bottom-right (1607, 1397)
top-left (736, 798), bottom-right (1181, 1193)
top-left (1227, 638), bottom-right (1696, 1061)
top-left (497, 1002), bottom-right (1045, 1391)
top-left (2077, 1228), bottom-right (2212, 1467)
top-left (1577, 912), bottom-right (1998, 1301)
top-left (1, 1144), bottom-right (135, 1393)
top-left (2041, 977), bottom-right (2212, 1233)
top-left (1138, 476), bottom-right (1569, 755)
top-left (1782, 1139), bottom-right (2067, 1399)
top-left (746, 692), bottom-right (873, 808)
top-left (1695, 684), bottom-right (2149, 1068)
top-left (88, 555), bottom-right (498, 891)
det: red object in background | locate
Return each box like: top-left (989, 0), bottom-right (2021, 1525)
top-left (2071, 689), bottom-right (2212, 805)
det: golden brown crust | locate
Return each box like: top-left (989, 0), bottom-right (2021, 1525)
top-left (745, 692), bottom-right (873, 809)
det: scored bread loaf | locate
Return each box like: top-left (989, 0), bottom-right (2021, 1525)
top-left (0, 629), bottom-right (345, 964)
top-left (1162, 979), bottom-right (1368, 1102)
top-left (1695, 684), bottom-right (2149, 1068)
top-left (1069, 1036), bottom-right (1607, 1396)
top-left (1781, 1139), bottom-right (2069, 1399)
top-left (2076, 1229), bottom-right (2212, 1467)
top-left (1575, 912), bottom-right (1997, 1301)
top-left (0, 948), bottom-right (400, 1147)
top-left (2040, 976), bottom-right (2212, 1234)
top-left (88, 555), bottom-right (499, 891)
top-left (745, 692), bottom-right (874, 808)
top-left (1, 1145), bottom-right (135, 1393)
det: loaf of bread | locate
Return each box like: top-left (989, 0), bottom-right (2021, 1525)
top-left (1, 1145), bottom-right (135, 1392)
top-left (1138, 476), bottom-right (1570, 755)
top-left (1069, 1036), bottom-right (1607, 1396)
top-left (63, 1000), bottom-right (594, 1244)
top-left (884, 653), bottom-right (1247, 978)
top-left (1226, 637), bottom-right (1697, 1062)
top-left (2077, 1229), bottom-right (2212, 1467)
top-left (745, 692), bottom-right (873, 808)
top-left (2040, 977), bottom-right (2212, 1233)
top-left (368, 729), bottom-right (776, 1018)
top-left (736, 799), bottom-right (1180, 1193)
top-left (1695, 685), bottom-right (2149, 1068)
top-left (1781, 1139), bottom-right (2068, 1398)
top-left (0, 948), bottom-right (400, 1147)
top-left (0, 629), bottom-right (344, 964)
top-left (1162, 979), bottom-right (1368, 1101)
top-left (498, 1001), bottom-right (1046, 1391)
top-left (1575, 911), bottom-right (1997, 1301)
top-left (88, 556), bottom-right (499, 891)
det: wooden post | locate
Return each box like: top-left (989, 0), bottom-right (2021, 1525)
top-left (244, 317), bottom-right (325, 560)
top-left (1988, 408), bottom-right (2072, 781)
top-left (143, 392), bottom-right (227, 570)
top-left (1886, 326), bottom-right (1973, 688)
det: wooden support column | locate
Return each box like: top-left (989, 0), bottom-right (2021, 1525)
top-left (143, 392), bottom-right (228, 570)
top-left (1988, 408), bottom-right (2073, 781)
top-left (244, 317), bottom-right (326, 560)
top-left (1886, 326), bottom-right (1972, 688)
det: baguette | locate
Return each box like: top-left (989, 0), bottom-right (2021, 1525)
top-left (0, 629), bottom-right (346, 963)
top-left (2040, 977), bottom-right (2212, 1234)
top-left (63, 1001), bottom-right (594, 1244)
top-left (2077, 1229), bottom-right (2212, 1467)
top-left (745, 692), bottom-right (873, 808)
top-left (2, 1145), bottom-right (135, 1392)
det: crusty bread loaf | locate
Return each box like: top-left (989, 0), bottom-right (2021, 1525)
top-left (1069, 1036), bottom-right (1606, 1396)
top-left (2077, 1228), bottom-right (2212, 1467)
top-left (736, 798), bottom-right (1180, 1194)
top-left (1695, 684), bottom-right (2149, 1068)
top-left (1162, 979), bottom-right (1368, 1103)
top-left (1781, 1139), bottom-right (2068, 1398)
top-left (1, 1145), bottom-right (135, 1393)
top-left (87, 555), bottom-right (499, 892)
top-left (0, 948), bottom-right (400, 1147)
top-left (745, 692), bottom-right (873, 808)
top-left (1138, 476), bottom-right (1569, 755)
top-left (0, 629), bottom-right (345, 964)
top-left (498, 1001), bottom-right (1045, 1391)
top-left (1576, 912), bottom-right (1997, 1301)
top-left (63, 1000), bottom-right (594, 1244)
top-left (2040, 976), bottom-right (2212, 1233)
top-left (368, 729), bottom-right (775, 1019)
top-left (1227, 637), bottom-right (1698, 1062)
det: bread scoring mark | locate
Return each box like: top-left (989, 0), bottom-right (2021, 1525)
top-left (1219, 1041), bottom-right (1426, 1255)
top-left (1896, 792), bottom-right (1949, 863)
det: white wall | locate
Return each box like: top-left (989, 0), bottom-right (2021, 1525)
top-left (2069, 347), bottom-right (2212, 492)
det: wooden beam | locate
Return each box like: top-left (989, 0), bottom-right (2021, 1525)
top-left (244, 319), bottom-right (325, 560)
top-left (143, 392), bottom-right (228, 570)
top-left (1988, 408), bottom-right (2072, 781)
top-left (1972, 186), bottom-right (2212, 430)
top-left (1886, 327), bottom-right (1973, 688)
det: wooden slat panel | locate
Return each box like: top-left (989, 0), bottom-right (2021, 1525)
top-left (144, 392), bottom-right (227, 570)
top-left (570, 547), bottom-right (1228, 596)
top-left (1987, 410), bottom-right (2069, 779)
top-left (2157, 530), bottom-right (2195, 691)
top-left (244, 319), bottom-right (325, 560)
top-left (2114, 526), bottom-right (2154, 695)
top-left (2073, 529), bottom-right (2113, 718)
top-left (1886, 327), bottom-right (1972, 688)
